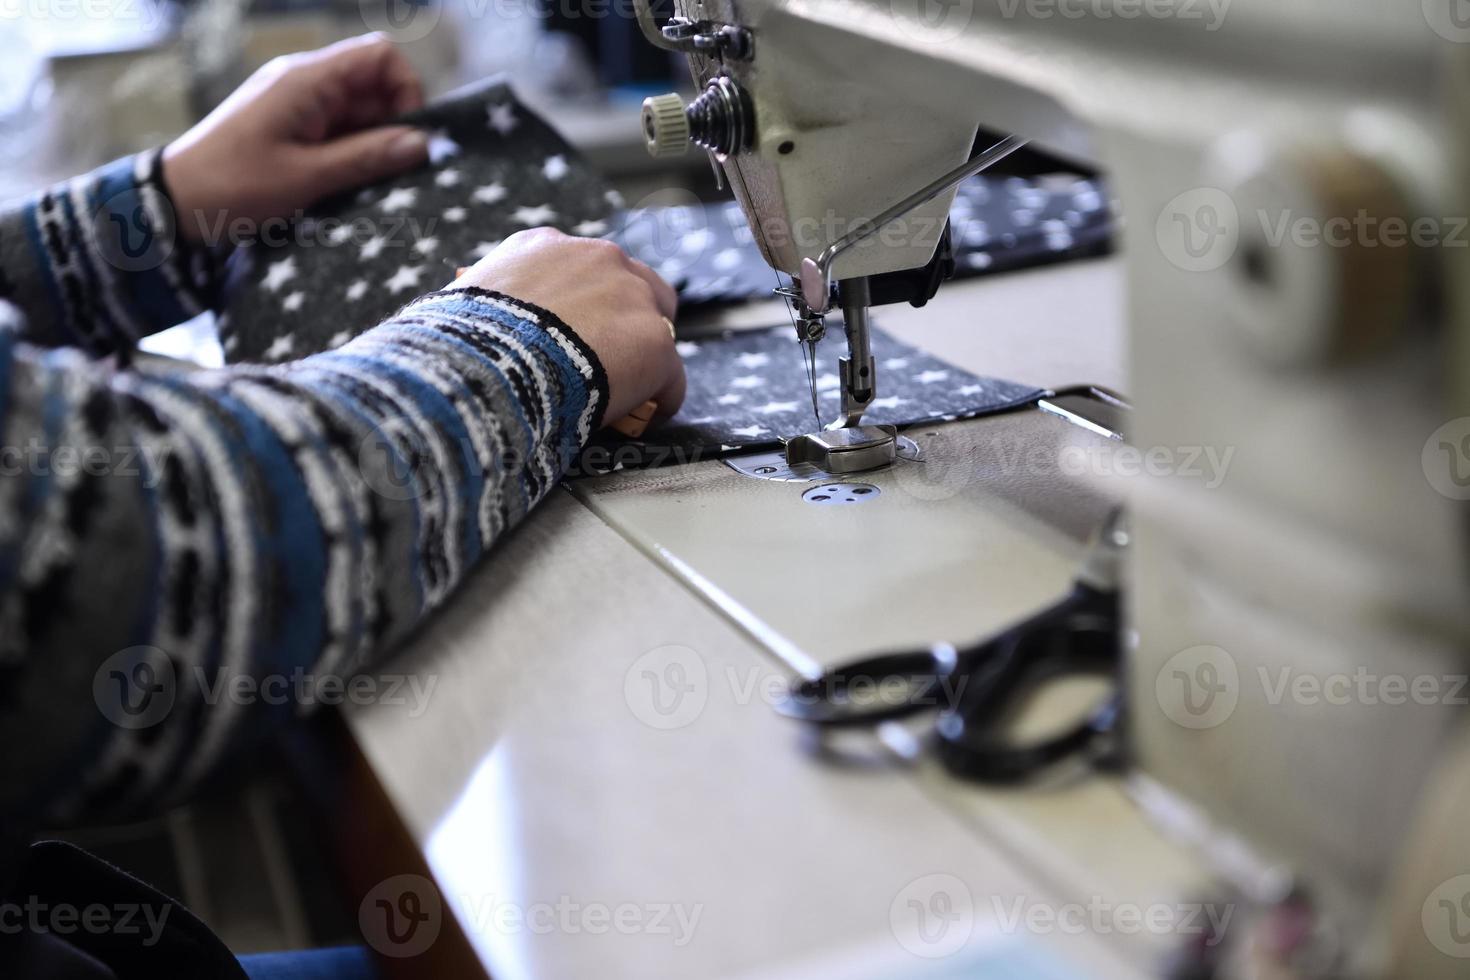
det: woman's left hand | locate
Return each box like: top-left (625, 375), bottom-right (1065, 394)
top-left (162, 33), bottom-right (428, 243)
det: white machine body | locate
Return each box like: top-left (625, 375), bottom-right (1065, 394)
top-left (641, 1), bottom-right (1470, 975)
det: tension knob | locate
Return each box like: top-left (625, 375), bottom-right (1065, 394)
top-left (641, 93), bottom-right (692, 158)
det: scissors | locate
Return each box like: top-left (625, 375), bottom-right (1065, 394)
top-left (773, 510), bottom-right (1129, 784)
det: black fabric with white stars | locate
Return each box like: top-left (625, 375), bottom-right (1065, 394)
top-left (219, 78), bottom-right (618, 363)
top-left (572, 324), bottom-right (1042, 475)
top-left (216, 80), bottom-right (1099, 472)
top-left (219, 77), bottom-right (1113, 364)
top-left (606, 175), bottom-right (1112, 311)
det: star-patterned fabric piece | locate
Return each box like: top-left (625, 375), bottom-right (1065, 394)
top-left (572, 323), bottom-right (1042, 475)
top-left (218, 78), bottom-right (617, 362)
top-left (218, 74), bottom-right (1109, 364)
top-left (607, 174), bottom-right (1112, 311)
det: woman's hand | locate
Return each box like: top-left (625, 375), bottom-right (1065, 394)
top-left (455, 229), bottom-right (687, 424)
top-left (163, 34), bottom-right (428, 242)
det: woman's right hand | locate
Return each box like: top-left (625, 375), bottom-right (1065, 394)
top-left (453, 228), bottom-right (686, 425)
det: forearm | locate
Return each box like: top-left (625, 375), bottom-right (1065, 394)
top-left (0, 149), bottom-right (218, 353)
top-left (0, 288), bottom-right (606, 831)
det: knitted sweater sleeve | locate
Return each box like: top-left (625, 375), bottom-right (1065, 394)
top-left (0, 148), bottom-right (221, 354)
top-left (0, 157), bottom-right (610, 831)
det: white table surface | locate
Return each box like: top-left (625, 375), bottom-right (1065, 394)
top-left (344, 258), bottom-right (1216, 979)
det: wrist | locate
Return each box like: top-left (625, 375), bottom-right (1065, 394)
top-left (159, 141), bottom-right (211, 244)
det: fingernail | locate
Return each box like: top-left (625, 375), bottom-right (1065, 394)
top-left (385, 129), bottom-right (428, 169)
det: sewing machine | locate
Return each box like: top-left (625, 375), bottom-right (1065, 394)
top-left (340, 3), bottom-right (1470, 978)
top-left (620, 0), bottom-right (1470, 975)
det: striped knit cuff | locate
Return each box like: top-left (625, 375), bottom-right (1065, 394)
top-left (22, 148), bottom-right (218, 352)
top-left (395, 286), bottom-right (610, 450)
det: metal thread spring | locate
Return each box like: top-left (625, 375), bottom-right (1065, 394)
top-left (686, 76), bottom-right (753, 158)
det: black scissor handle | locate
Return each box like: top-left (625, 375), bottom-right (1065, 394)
top-left (774, 509), bottom-right (1130, 783)
top-left (772, 586), bottom-right (1115, 731)
top-left (934, 585), bottom-right (1124, 784)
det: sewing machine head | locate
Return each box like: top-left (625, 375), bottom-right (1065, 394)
top-left (634, 3), bottom-right (1470, 976)
top-left (634, 1), bottom-right (1018, 470)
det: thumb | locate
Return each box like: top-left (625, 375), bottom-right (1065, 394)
top-left (303, 125), bottom-right (428, 200)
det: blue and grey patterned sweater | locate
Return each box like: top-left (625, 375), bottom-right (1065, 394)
top-left (0, 150), bottom-right (608, 833)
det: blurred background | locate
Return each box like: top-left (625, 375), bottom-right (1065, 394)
top-left (0, 0), bottom-right (717, 202)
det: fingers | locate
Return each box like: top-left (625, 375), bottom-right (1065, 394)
top-left (340, 93), bottom-right (392, 132)
top-left (355, 35), bottom-right (425, 116)
top-left (297, 34), bottom-right (425, 127)
top-left (610, 247), bottom-right (682, 413)
top-left (651, 346), bottom-right (688, 418)
top-left (304, 124), bottom-right (428, 199)
top-left (436, 229), bottom-right (688, 425)
top-left (623, 254), bottom-right (679, 322)
top-left (625, 259), bottom-right (684, 418)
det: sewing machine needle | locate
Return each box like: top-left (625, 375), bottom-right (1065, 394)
top-left (804, 337), bottom-right (821, 428)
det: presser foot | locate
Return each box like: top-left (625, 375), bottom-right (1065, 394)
top-left (784, 425), bottom-right (899, 475)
